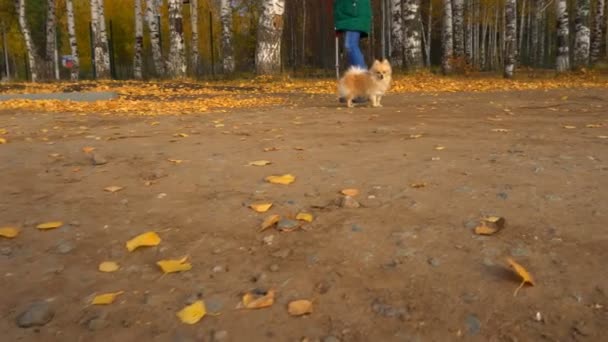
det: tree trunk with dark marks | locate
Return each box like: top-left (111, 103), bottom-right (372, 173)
top-left (442, 0), bottom-right (453, 74)
top-left (255, 0), bottom-right (285, 75)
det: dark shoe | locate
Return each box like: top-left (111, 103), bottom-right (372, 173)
top-left (338, 97), bottom-right (368, 104)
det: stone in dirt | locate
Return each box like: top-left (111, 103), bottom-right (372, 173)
top-left (277, 219), bottom-right (300, 231)
top-left (340, 196), bottom-right (360, 208)
top-left (271, 248), bottom-right (292, 259)
top-left (212, 330), bottom-right (228, 341)
top-left (91, 153), bottom-right (108, 166)
top-left (16, 301), bottom-right (54, 328)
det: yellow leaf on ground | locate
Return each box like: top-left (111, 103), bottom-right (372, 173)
top-left (260, 214), bottom-right (280, 231)
top-left (265, 174), bottom-right (295, 185)
top-left (98, 261), bottom-right (120, 272)
top-left (474, 223), bottom-right (498, 235)
top-left (91, 291), bottom-right (124, 305)
top-left (0, 226), bottom-right (20, 238)
top-left (104, 185), bottom-right (124, 193)
top-left (36, 221), bottom-right (63, 230)
top-left (340, 188), bottom-right (359, 197)
top-left (176, 133), bottom-right (189, 137)
top-left (409, 134), bottom-right (422, 139)
top-left (177, 300), bottom-right (207, 324)
top-left (491, 128), bottom-right (510, 133)
top-left (250, 203), bottom-right (273, 213)
top-left (296, 212), bottom-right (314, 222)
top-left (263, 147), bottom-right (279, 152)
top-left (0, 137), bottom-right (7, 144)
top-left (410, 182), bottom-right (427, 188)
top-left (126, 231), bottom-right (161, 252)
top-left (507, 258), bottom-right (535, 296)
top-left (0, 128), bottom-right (7, 134)
top-left (563, 125), bottom-right (576, 129)
top-left (288, 299), bottom-right (313, 316)
top-left (168, 159), bottom-right (186, 164)
top-left (586, 123), bottom-right (602, 128)
top-left (241, 289), bottom-right (275, 309)
top-left (434, 146), bottom-right (446, 150)
top-left (150, 121), bottom-right (160, 126)
top-left (598, 135), bottom-right (608, 139)
top-left (248, 160), bottom-right (271, 166)
top-left (157, 256), bottom-right (192, 273)
top-left (82, 146), bottom-right (95, 153)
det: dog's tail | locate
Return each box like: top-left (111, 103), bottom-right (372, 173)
top-left (338, 66), bottom-right (368, 97)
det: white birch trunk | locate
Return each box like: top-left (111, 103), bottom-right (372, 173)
top-left (573, 0), bottom-right (590, 67)
top-left (504, 0), bottom-right (516, 78)
top-left (403, 0), bottom-right (423, 69)
top-left (145, 0), bottom-right (164, 76)
top-left (45, 0), bottom-right (57, 79)
top-left (452, 0), bottom-right (464, 57)
top-left (442, 0), bottom-right (453, 74)
top-left (465, 0), bottom-right (473, 63)
top-left (167, 0), bottom-right (186, 78)
top-left (255, 0), bottom-right (285, 75)
top-left (390, 0), bottom-right (404, 67)
top-left (134, 0), bottom-right (143, 79)
top-left (590, 0), bottom-right (604, 64)
top-left (66, 0), bottom-right (80, 80)
top-left (221, 0), bottom-right (235, 73)
top-left (556, 0), bottom-right (570, 72)
top-left (190, 0), bottom-right (199, 74)
top-left (16, 0), bottom-right (38, 82)
top-left (90, 0), bottom-right (111, 78)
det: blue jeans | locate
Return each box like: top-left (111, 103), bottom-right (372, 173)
top-left (344, 31), bottom-right (367, 69)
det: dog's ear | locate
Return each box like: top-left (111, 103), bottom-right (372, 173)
top-left (382, 58), bottom-right (389, 64)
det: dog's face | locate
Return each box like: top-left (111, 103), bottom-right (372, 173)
top-left (370, 59), bottom-right (392, 81)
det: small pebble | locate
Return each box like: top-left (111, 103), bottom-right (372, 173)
top-left (16, 301), bottom-right (54, 328)
top-left (212, 330), bottom-right (228, 341)
top-left (340, 196), bottom-right (360, 208)
top-left (427, 257), bottom-right (440, 267)
top-left (212, 265), bottom-right (225, 273)
top-left (269, 264), bottom-right (280, 272)
top-left (271, 248), bottom-right (292, 259)
top-left (87, 317), bottom-right (107, 331)
top-left (262, 235), bottom-right (274, 245)
top-left (277, 219), bottom-right (300, 231)
top-left (465, 314), bottom-right (481, 335)
top-left (0, 246), bottom-right (13, 256)
top-left (56, 240), bottom-right (75, 254)
top-left (91, 154), bottom-right (108, 165)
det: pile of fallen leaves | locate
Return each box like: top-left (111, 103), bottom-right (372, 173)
top-left (1, 72), bottom-right (607, 115)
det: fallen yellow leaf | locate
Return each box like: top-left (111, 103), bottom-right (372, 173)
top-left (265, 174), bottom-right (295, 185)
top-left (126, 231), bottom-right (161, 252)
top-left (249, 202), bottom-right (273, 213)
top-left (409, 134), bottom-right (422, 139)
top-left (410, 182), bottom-right (427, 188)
top-left (598, 135), bottom-right (608, 139)
top-left (340, 188), bottom-right (359, 197)
top-left (507, 258), bottom-right (535, 296)
top-left (260, 214), bottom-right (281, 231)
top-left (104, 185), bottom-right (124, 193)
top-left (561, 95), bottom-right (569, 100)
top-left (0, 226), bottom-right (20, 238)
top-left (295, 212), bottom-right (314, 223)
top-left (176, 133), bottom-right (189, 137)
top-left (248, 160), bottom-right (271, 166)
top-left (177, 300), bottom-right (207, 324)
top-left (474, 223), bottom-right (498, 235)
top-left (157, 256), bottom-right (192, 273)
top-left (563, 125), bottom-right (576, 129)
top-left (91, 291), bottom-right (124, 305)
top-left (82, 146), bottom-right (95, 153)
top-left (36, 221), bottom-right (63, 230)
top-left (168, 159), bottom-right (185, 164)
top-left (263, 147), bottom-right (279, 152)
top-left (0, 137), bottom-right (7, 144)
top-left (150, 121), bottom-right (160, 126)
top-left (434, 146), bottom-right (446, 150)
top-left (586, 123), bottom-right (602, 128)
top-left (491, 128), bottom-right (510, 133)
top-left (287, 299), bottom-right (313, 316)
top-left (241, 289), bottom-right (275, 309)
top-left (98, 261), bottom-right (120, 272)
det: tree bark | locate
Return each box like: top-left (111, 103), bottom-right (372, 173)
top-left (390, 0), bottom-right (404, 67)
top-left (190, 0), bottom-right (199, 74)
top-left (167, 0), bottom-right (186, 78)
top-left (134, 0), bottom-right (144, 79)
top-left (442, 0), bottom-right (453, 74)
top-left (573, 0), bottom-right (590, 68)
top-left (403, 0), bottom-right (423, 70)
top-left (65, 0), bottom-right (80, 80)
top-left (15, 0), bottom-right (38, 82)
top-left (556, 0), bottom-right (570, 72)
top-left (590, 0), bottom-right (604, 64)
top-left (452, 0), bottom-right (464, 57)
top-left (45, 0), bottom-right (57, 79)
top-left (145, 0), bottom-right (164, 76)
top-left (255, 0), bottom-right (285, 75)
top-left (221, 0), bottom-right (235, 73)
top-left (504, 0), bottom-right (516, 78)
top-left (465, 0), bottom-right (473, 63)
top-left (90, 0), bottom-right (111, 79)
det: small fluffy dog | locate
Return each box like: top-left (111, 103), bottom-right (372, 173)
top-left (338, 59), bottom-right (392, 108)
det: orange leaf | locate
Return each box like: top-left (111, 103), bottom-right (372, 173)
top-left (241, 290), bottom-right (275, 309)
top-left (507, 258), bottom-right (535, 296)
top-left (340, 188), bottom-right (359, 197)
top-left (260, 214), bottom-right (280, 231)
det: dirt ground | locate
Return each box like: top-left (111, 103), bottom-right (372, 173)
top-left (0, 88), bottom-right (607, 342)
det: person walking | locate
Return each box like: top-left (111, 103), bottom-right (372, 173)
top-left (334, 0), bottom-right (372, 70)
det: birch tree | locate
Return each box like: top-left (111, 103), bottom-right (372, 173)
top-left (403, 0), bottom-right (423, 69)
top-left (167, 0), bottom-right (186, 78)
top-left (90, 0), bottom-right (111, 79)
top-left (255, 0), bottom-right (285, 75)
top-left (504, 0), bottom-right (516, 78)
top-left (390, 0), bottom-right (404, 67)
top-left (555, 0), bottom-right (570, 72)
top-left (190, 0), bottom-right (200, 74)
top-left (442, 0), bottom-right (454, 74)
top-left (590, 0), bottom-right (604, 64)
top-left (15, 0), bottom-right (38, 82)
top-left (134, 0), bottom-right (144, 79)
top-left (452, 0), bottom-right (465, 57)
top-left (45, 0), bottom-right (57, 79)
top-left (145, 0), bottom-right (164, 76)
top-left (573, 0), bottom-right (590, 68)
top-left (221, 0), bottom-right (235, 73)
top-left (65, 0), bottom-right (80, 80)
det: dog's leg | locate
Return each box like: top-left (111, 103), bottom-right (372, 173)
top-left (376, 95), bottom-right (383, 107)
top-left (371, 95), bottom-right (380, 107)
top-left (346, 96), bottom-right (354, 108)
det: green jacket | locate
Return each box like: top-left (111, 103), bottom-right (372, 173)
top-left (333, 0), bottom-right (372, 37)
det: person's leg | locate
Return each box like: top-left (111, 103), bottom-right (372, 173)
top-left (344, 31), bottom-right (367, 69)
